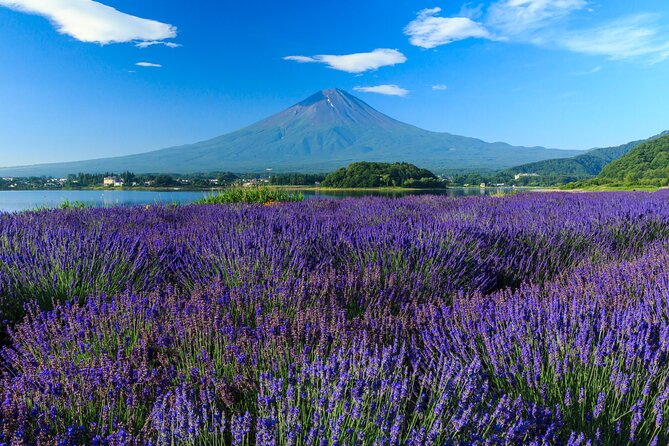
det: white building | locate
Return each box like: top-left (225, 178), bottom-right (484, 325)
top-left (514, 173), bottom-right (540, 181)
top-left (103, 176), bottom-right (124, 187)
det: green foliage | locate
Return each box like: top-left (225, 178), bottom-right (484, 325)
top-left (583, 134), bottom-right (669, 188)
top-left (321, 162), bottom-right (443, 188)
top-left (403, 177), bottom-right (445, 188)
top-left (0, 172), bottom-right (245, 191)
top-left (447, 171), bottom-right (511, 187)
top-left (500, 139), bottom-right (650, 186)
top-left (440, 132), bottom-right (667, 188)
top-left (269, 173), bottom-right (327, 186)
top-left (150, 174), bottom-right (176, 187)
top-left (195, 187), bottom-right (304, 205)
top-left (215, 172), bottom-right (240, 185)
top-left (59, 200), bottom-right (88, 210)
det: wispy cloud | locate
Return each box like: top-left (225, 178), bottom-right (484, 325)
top-left (405, 2), bottom-right (669, 64)
top-left (405, 7), bottom-right (497, 49)
top-left (283, 55), bottom-right (317, 64)
top-left (561, 14), bottom-right (669, 63)
top-left (458, 3), bottom-right (485, 20)
top-left (135, 40), bottom-right (181, 49)
top-left (353, 85), bottom-right (409, 97)
top-left (0, 0), bottom-right (177, 45)
top-left (136, 62), bottom-right (162, 68)
top-left (284, 48), bottom-right (407, 74)
top-left (486, 0), bottom-right (587, 36)
top-left (432, 84), bottom-right (448, 91)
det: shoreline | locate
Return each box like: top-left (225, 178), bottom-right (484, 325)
top-left (0, 186), bottom-right (487, 193)
top-left (0, 185), bottom-right (665, 193)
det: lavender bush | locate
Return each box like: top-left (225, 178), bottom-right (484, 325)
top-left (1, 192), bottom-right (669, 444)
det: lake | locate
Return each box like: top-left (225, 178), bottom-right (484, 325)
top-left (0, 188), bottom-right (521, 213)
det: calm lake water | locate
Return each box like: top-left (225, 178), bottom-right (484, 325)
top-left (0, 188), bottom-right (521, 213)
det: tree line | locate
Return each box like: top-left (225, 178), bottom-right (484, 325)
top-left (320, 162), bottom-right (444, 188)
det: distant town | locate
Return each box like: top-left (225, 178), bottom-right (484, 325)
top-left (0, 167), bottom-right (562, 192)
top-left (0, 172), bottom-right (326, 191)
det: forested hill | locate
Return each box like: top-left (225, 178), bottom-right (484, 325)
top-left (321, 162), bottom-right (442, 188)
top-left (591, 134), bottom-right (669, 187)
top-left (506, 139), bottom-right (647, 180)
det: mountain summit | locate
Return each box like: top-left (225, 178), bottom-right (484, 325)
top-left (260, 88), bottom-right (403, 129)
top-left (0, 89), bottom-right (580, 176)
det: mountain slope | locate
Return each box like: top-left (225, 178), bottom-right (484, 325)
top-left (0, 89), bottom-right (580, 176)
top-left (506, 131), bottom-right (669, 183)
top-left (592, 134), bottom-right (669, 186)
top-left (507, 139), bottom-right (645, 179)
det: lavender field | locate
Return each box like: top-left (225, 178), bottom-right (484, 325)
top-left (1, 192), bottom-right (669, 445)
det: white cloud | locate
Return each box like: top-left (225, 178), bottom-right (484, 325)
top-left (404, 2), bottom-right (669, 65)
top-left (353, 85), bottom-right (409, 97)
top-left (135, 40), bottom-right (181, 49)
top-left (284, 48), bottom-right (406, 74)
top-left (136, 62), bottom-right (162, 68)
top-left (432, 84), bottom-right (448, 91)
top-left (561, 15), bottom-right (669, 62)
top-left (0, 0), bottom-right (177, 45)
top-left (487, 0), bottom-right (587, 35)
top-left (405, 7), bottom-right (496, 49)
top-left (283, 55), bottom-right (318, 64)
top-left (459, 3), bottom-right (484, 20)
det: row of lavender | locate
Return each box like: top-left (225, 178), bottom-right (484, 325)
top-left (1, 192), bottom-right (669, 444)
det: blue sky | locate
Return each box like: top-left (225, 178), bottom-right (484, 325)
top-left (1, 0), bottom-right (669, 167)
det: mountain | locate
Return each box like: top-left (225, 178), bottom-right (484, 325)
top-left (591, 133), bottom-right (669, 186)
top-left (506, 131), bottom-right (669, 182)
top-left (506, 140), bottom-right (645, 180)
top-left (0, 89), bottom-right (581, 176)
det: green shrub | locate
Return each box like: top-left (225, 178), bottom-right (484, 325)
top-left (59, 200), bottom-right (88, 210)
top-left (321, 162), bottom-right (440, 188)
top-left (195, 187), bottom-right (304, 205)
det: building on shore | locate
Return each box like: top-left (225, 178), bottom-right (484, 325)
top-left (103, 176), bottom-right (124, 187)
